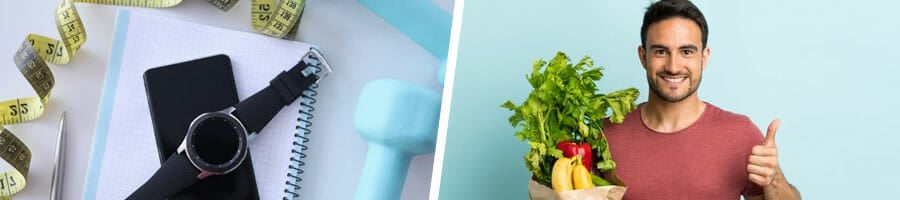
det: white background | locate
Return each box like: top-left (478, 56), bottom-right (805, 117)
top-left (0, 0), bottom-right (453, 199)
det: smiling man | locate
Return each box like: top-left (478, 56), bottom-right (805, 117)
top-left (602, 0), bottom-right (802, 199)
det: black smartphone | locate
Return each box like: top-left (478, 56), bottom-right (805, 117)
top-left (143, 54), bottom-right (260, 200)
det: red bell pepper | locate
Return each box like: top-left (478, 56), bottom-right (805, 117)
top-left (557, 141), bottom-right (592, 168)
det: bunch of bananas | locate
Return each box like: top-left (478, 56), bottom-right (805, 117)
top-left (550, 156), bottom-right (594, 192)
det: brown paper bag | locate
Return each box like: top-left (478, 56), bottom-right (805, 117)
top-left (527, 170), bottom-right (627, 200)
top-left (528, 180), bottom-right (626, 200)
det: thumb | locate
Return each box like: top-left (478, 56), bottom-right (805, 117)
top-left (764, 119), bottom-right (781, 147)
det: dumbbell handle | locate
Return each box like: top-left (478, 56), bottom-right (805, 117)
top-left (355, 143), bottom-right (414, 200)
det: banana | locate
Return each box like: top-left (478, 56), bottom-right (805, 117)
top-left (571, 159), bottom-right (594, 189)
top-left (551, 156), bottom-right (574, 192)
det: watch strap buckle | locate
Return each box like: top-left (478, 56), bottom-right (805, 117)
top-left (302, 47), bottom-right (332, 84)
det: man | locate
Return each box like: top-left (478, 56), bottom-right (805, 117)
top-left (603, 0), bottom-right (802, 199)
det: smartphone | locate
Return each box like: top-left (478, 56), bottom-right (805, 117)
top-left (143, 54), bottom-right (259, 200)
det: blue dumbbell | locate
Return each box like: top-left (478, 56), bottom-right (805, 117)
top-left (357, 0), bottom-right (451, 86)
top-left (353, 79), bottom-right (440, 200)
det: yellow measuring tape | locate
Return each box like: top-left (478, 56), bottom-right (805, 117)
top-left (0, 38), bottom-right (55, 200)
top-left (0, 127), bottom-right (31, 198)
top-left (0, 0), bottom-right (306, 197)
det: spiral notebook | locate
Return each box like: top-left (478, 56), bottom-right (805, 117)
top-left (83, 10), bottom-right (316, 200)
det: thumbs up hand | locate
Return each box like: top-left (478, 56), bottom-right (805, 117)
top-left (748, 119), bottom-right (782, 187)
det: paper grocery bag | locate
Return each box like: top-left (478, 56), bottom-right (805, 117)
top-left (527, 180), bottom-right (626, 200)
top-left (527, 170), bottom-right (627, 200)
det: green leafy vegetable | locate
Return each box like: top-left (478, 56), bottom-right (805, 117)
top-left (502, 51), bottom-right (639, 186)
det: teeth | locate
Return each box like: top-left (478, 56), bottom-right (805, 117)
top-left (663, 77), bottom-right (686, 83)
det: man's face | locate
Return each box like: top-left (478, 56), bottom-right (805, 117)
top-left (639, 17), bottom-right (709, 103)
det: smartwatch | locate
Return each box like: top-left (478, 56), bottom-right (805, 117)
top-left (128, 47), bottom-right (332, 199)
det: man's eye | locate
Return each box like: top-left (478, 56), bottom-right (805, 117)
top-left (654, 50), bottom-right (667, 56)
top-left (682, 50), bottom-right (694, 56)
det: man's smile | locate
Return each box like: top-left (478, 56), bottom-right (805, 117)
top-left (659, 74), bottom-right (688, 87)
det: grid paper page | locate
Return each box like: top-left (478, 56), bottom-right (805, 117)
top-left (91, 10), bottom-right (312, 200)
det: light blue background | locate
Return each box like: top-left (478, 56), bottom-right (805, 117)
top-left (439, 0), bottom-right (900, 199)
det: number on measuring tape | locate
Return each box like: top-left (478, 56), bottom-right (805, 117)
top-left (251, 0), bottom-right (305, 39)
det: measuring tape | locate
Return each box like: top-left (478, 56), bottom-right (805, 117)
top-left (76, 0), bottom-right (306, 38)
top-left (1, 40), bottom-right (57, 126)
top-left (0, 41), bottom-right (51, 199)
top-left (250, 0), bottom-right (305, 39)
top-left (0, 0), bottom-right (306, 198)
top-left (0, 127), bottom-right (31, 198)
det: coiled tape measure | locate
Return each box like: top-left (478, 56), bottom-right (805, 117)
top-left (0, 41), bottom-right (46, 199)
top-left (0, 0), bottom-right (306, 198)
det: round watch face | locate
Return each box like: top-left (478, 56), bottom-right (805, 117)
top-left (185, 112), bottom-right (248, 174)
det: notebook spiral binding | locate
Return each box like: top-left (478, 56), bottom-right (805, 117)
top-left (284, 55), bottom-right (324, 200)
top-left (284, 86), bottom-right (316, 199)
top-left (284, 47), bottom-right (332, 200)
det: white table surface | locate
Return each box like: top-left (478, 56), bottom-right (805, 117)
top-left (0, 0), bottom-right (452, 199)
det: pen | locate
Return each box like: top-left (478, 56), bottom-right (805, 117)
top-left (51, 112), bottom-right (66, 200)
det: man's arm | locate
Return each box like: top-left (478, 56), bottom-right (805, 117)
top-left (745, 166), bottom-right (801, 200)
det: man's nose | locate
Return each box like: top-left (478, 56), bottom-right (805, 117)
top-left (664, 54), bottom-right (680, 73)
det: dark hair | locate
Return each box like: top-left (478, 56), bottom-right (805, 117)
top-left (640, 0), bottom-right (709, 48)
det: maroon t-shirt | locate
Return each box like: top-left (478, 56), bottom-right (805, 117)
top-left (604, 102), bottom-right (764, 200)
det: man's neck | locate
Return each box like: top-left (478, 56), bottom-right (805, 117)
top-left (641, 94), bottom-right (707, 134)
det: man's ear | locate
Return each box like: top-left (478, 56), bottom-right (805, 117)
top-left (638, 45), bottom-right (647, 69)
top-left (702, 47), bottom-right (711, 71)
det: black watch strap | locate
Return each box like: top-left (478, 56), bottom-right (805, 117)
top-left (127, 153), bottom-right (200, 200)
top-left (233, 56), bottom-right (321, 134)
